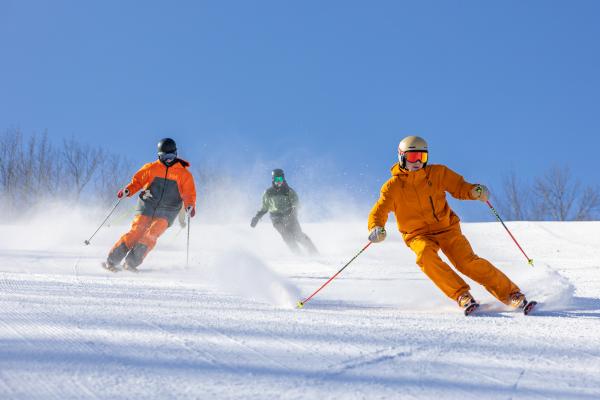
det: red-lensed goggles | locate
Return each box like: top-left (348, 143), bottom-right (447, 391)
top-left (402, 151), bottom-right (428, 163)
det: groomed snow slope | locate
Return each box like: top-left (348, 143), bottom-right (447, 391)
top-left (1, 211), bottom-right (599, 400)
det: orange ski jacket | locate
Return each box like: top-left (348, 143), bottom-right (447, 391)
top-left (124, 159), bottom-right (196, 225)
top-left (368, 163), bottom-right (478, 244)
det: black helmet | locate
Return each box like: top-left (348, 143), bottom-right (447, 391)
top-left (157, 138), bottom-right (177, 164)
top-left (272, 169), bottom-right (284, 179)
top-left (272, 169), bottom-right (285, 187)
top-left (158, 138), bottom-right (177, 155)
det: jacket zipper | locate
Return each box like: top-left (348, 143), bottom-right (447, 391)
top-left (149, 165), bottom-right (170, 221)
top-left (428, 196), bottom-right (440, 222)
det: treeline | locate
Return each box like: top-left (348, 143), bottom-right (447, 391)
top-left (495, 169), bottom-right (600, 221)
top-left (0, 128), bottom-right (131, 217)
top-left (2, 128), bottom-right (598, 222)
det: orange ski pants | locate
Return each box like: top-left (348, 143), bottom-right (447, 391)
top-left (407, 225), bottom-right (520, 305)
top-left (110, 214), bottom-right (169, 260)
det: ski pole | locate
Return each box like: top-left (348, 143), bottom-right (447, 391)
top-left (297, 241), bottom-right (373, 309)
top-left (186, 212), bottom-right (191, 268)
top-left (484, 199), bottom-right (534, 266)
top-left (84, 198), bottom-right (123, 245)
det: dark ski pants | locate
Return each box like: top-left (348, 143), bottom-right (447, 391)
top-left (271, 213), bottom-right (318, 255)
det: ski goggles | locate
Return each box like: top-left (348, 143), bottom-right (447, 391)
top-left (273, 176), bottom-right (284, 183)
top-left (403, 151), bottom-right (428, 163)
top-left (158, 152), bottom-right (177, 163)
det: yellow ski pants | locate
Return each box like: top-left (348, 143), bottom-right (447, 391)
top-left (408, 225), bottom-right (520, 304)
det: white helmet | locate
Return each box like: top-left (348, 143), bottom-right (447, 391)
top-left (398, 136), bottom-right (428, 168)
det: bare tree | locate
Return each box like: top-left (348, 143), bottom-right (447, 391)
top-left (17, 132), bottom-right (62, 205)
top-left (533, 166), bottom-right (579, 221)
top-left (16, 133), bottom-right (37, 207)
top-left (0, 128), bottom-right (22, 196)
top-left (499, 165), bottom-right (600, 221)
top-left (496, 171), bottom-right (530, 221)
top-left (0, 129), bottom-right (134, 220)
top-left (94, 154), bottom-right (132, 205)
top-left (31, 131), bottom-right (61, 197)
top-left (574, 186), bottom-right (600, 221)
top-left (61, 136), bottom-right (105, 200)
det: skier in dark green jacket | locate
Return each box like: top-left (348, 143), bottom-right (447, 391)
top-left (251, 169), bottom-right (318, 255)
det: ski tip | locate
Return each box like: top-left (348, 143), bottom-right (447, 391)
top-left (84, 240), bottom-right (90, 246)
top-left (121, 263), bottom-right (140, 273)
top-left (523, 300), bottom-right (538, 315)
top-left (296, 301), bottom-right (305, 309)
top-left (101, 262), bottom-right (119, 273)
top-left (464, 302), bottom-right (480, 316)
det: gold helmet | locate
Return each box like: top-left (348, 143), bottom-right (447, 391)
top-left (398, 136), bottom-right (428, 168)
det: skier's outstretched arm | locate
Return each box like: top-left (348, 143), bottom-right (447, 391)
top-left (123, 163), bottom-right (152, 196)
top-left (440, 165), bottom-right (481, 200)
top-left (367, 180), bottom-right (394, 243)
top-left (440, 165), bottom-right (490, 202)
top-left (117, 163), bottom-right (151, 198)
top-left (250, 192), bottom-right (269, 228)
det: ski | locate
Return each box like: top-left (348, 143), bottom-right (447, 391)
top-left (464, 302), bottom-right (480, 316)
top-left (122, 263), bottom-right (139, 273)
top-left (523, 300), bottom-right (537, 316)
top-left (101, 262), bottom-right (119, 273)
top-left (101, 261), bottom-right (140, 273)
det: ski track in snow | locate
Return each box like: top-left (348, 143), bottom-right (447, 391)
top-left (1, 219), bottom-right (600, 399)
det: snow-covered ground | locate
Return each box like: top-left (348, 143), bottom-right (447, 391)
top-left (1, 209), bottom-right (599, 399)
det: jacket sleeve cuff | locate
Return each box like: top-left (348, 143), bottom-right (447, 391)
top-left (467, 184), bottom-right (479, 200)
top-left (125, 185), bottom-right (135, 196)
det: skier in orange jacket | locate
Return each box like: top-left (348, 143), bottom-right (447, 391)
top-left (368, 136), bottom-right (531, 315)
top-left (103, 138), bottom-right (196, 272)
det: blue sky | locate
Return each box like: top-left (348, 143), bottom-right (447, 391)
top-left (1, 1), bottom-right (599, 220)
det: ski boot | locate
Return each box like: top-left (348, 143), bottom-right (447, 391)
top-left (101, 261), bottom-right (119, 273)
top-left (458, 292), bottom-right (480, 316)
top-left (122, 262), bottom-right (139, 273)
top-left (102, 242), bottom-right (131, 273)
top-left (510, 292), bottom-right (537, 315)
top-left (121, 243), bottom-right (146, 273)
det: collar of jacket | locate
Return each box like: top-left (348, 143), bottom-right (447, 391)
top-left (390, 163), bottom-right (430, 185)
top-left (270, 184), bottom-right (290, 193)
top-left (391, 162), bottom-right (427, 176)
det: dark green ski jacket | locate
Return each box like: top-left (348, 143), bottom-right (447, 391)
top-left (255, 186), bottom-right (299, 218)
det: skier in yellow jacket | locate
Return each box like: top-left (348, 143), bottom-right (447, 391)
top-left (368, 135), bottom-right (532, 315)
